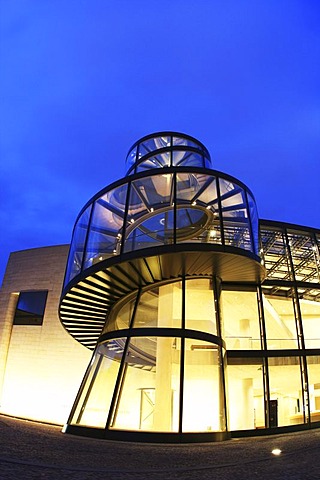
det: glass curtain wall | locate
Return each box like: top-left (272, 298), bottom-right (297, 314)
top-left (64, 170), bottom-right (260, 288)
top-left (68, 278), bottom-right (226, 434)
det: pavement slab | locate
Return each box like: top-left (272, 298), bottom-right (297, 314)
top-left (0, 415), bottom-right (319, 479)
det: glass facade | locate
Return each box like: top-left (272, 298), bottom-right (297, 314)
top-left (60, 132), bottom-right (320, 442)
top-left (68, 279), bottom-right (227, 436)
top-left (64, 133), bottom-right (260, 286)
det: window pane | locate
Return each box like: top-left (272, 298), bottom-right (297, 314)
top-left (263, 289), bottom-right (298, 349)
top-left (246, 192), bottom-right (259, 255)
top-left (185, 278), bottom-right (217, 334)
top-left (219, 178), bottom-right (252, 252)
top-left (126, 146), bottom-right (137, 173)
top-left (268, 356), bottom-right (304, 427)
top-left (84, 185), bottom-right (127, 268)
top-left (110, 337), bottom-right (180, 432)
top-left (104, 297), bottom-right (136, 333)
top-left (65, 205), bottom-right (92, 284)
top-left (133, 283), bottom-right (182, 328)
top-left (124, 174), bottom-right (173, 253)
top-left (221, 288), bottom-right (261, 349)
top-left (70, 340), bottom-right (123, 428)
top-left (175, 173), bottom-right (221, 245)
top-left (183, 339), bottom-right (225, 432)
top-left (13, 291), bottom-right (48, 326)
top-left (287, 231), bottom-right (320, 283)
top-left (227, 358), bottom-right (265, 430)
top-left (139, 136), bottom-right (171, 158)
top-left (172, 136), bottom-right (199, 150)
top-left (260, 228), bottom-right (292, 280)
top-left (299, 295), bottom-right (320, 348)
top-left (172, 151), bottom-right (204, 167)
top-left (307, 356), bottom-right (320, 422)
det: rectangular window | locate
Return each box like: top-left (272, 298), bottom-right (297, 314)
top-left (268, 356), bottom-right (304, 427)
top-left (307, 356), bottom-right (320, 422)
top-left (262, 287), bottom-right (298, 349)
top-left (221, 286), bottom-right (261, 350)
top-left (227, 357), bottom-right (265, 430)
top-left (13, 291), bottom-right (48, 326)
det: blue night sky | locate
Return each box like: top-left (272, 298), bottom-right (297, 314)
top-left (0, 0), bottom-right (319, 285)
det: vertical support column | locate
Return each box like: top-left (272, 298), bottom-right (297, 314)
top-left (285, 229), bottom-right (310, 425)
top-left (153, 283), bottom-right (175, 431)
top-left (178, 276), bottom-right (186, 434)
top-left (212, 276), bottom-right (227, 432)
top-left (257, 285), bottom-right (270, 428)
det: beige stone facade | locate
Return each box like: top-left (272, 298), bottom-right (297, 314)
top-left (0, 245), bottom-right (91, 424)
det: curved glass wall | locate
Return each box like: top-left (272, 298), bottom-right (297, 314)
top-left (64, 169), bottom-right (260, 286)
top-left (69, 334), bottom-right (226, 434)
top-left (68, 277), bottom-right (227, 435)
top-left (61, 132), bottom-right (320, 441)
top-left (105, 279), bottom-right (216, 335)
top-left (125, 132), bottom-right (211, 175)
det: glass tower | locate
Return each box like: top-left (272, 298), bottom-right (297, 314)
top-left (60, 132), bottom-right (320, 442)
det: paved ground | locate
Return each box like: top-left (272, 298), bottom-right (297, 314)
top-left (0, 415), bottom-right (319, 479)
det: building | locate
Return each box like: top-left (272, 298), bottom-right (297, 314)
top-left (0, 132), bottom-right (319, 442)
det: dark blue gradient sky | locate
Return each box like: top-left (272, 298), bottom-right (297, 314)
top-left (1, 0), bottom-right (319, 284)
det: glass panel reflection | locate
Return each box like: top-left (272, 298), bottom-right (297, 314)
top-left (65, 205), bottom-right (92, 284)
top-left (84, 185), bottom-right (127, 268)
top-left (246, 192), bottom-right (259, 255)
top-left (219, 178), bottom-right (252, 252)
top-left (172, 151), bottom-right (204, 167)
top-left (110, 337), bottom-right (180, 432)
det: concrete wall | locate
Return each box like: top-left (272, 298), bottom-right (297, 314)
top-left (0, 245), bottom-right (91, 424)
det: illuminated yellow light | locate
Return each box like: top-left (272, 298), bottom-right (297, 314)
top-left (209, 229), bottom-right (217, 238)
top-left (272, 448), bottom-right (282, 456)
top-left (150, 207), bottom-right (154, 212)
top-left (192, 201), bottom-right (197, 206)
top-left (99, 256), bottom-right (103, 261)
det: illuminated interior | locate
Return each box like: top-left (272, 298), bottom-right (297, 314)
top-left (59, 132), bottom-right (320, 442)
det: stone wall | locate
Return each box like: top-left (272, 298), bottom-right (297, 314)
top-left (0, 245), bottom-right (91, 424)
